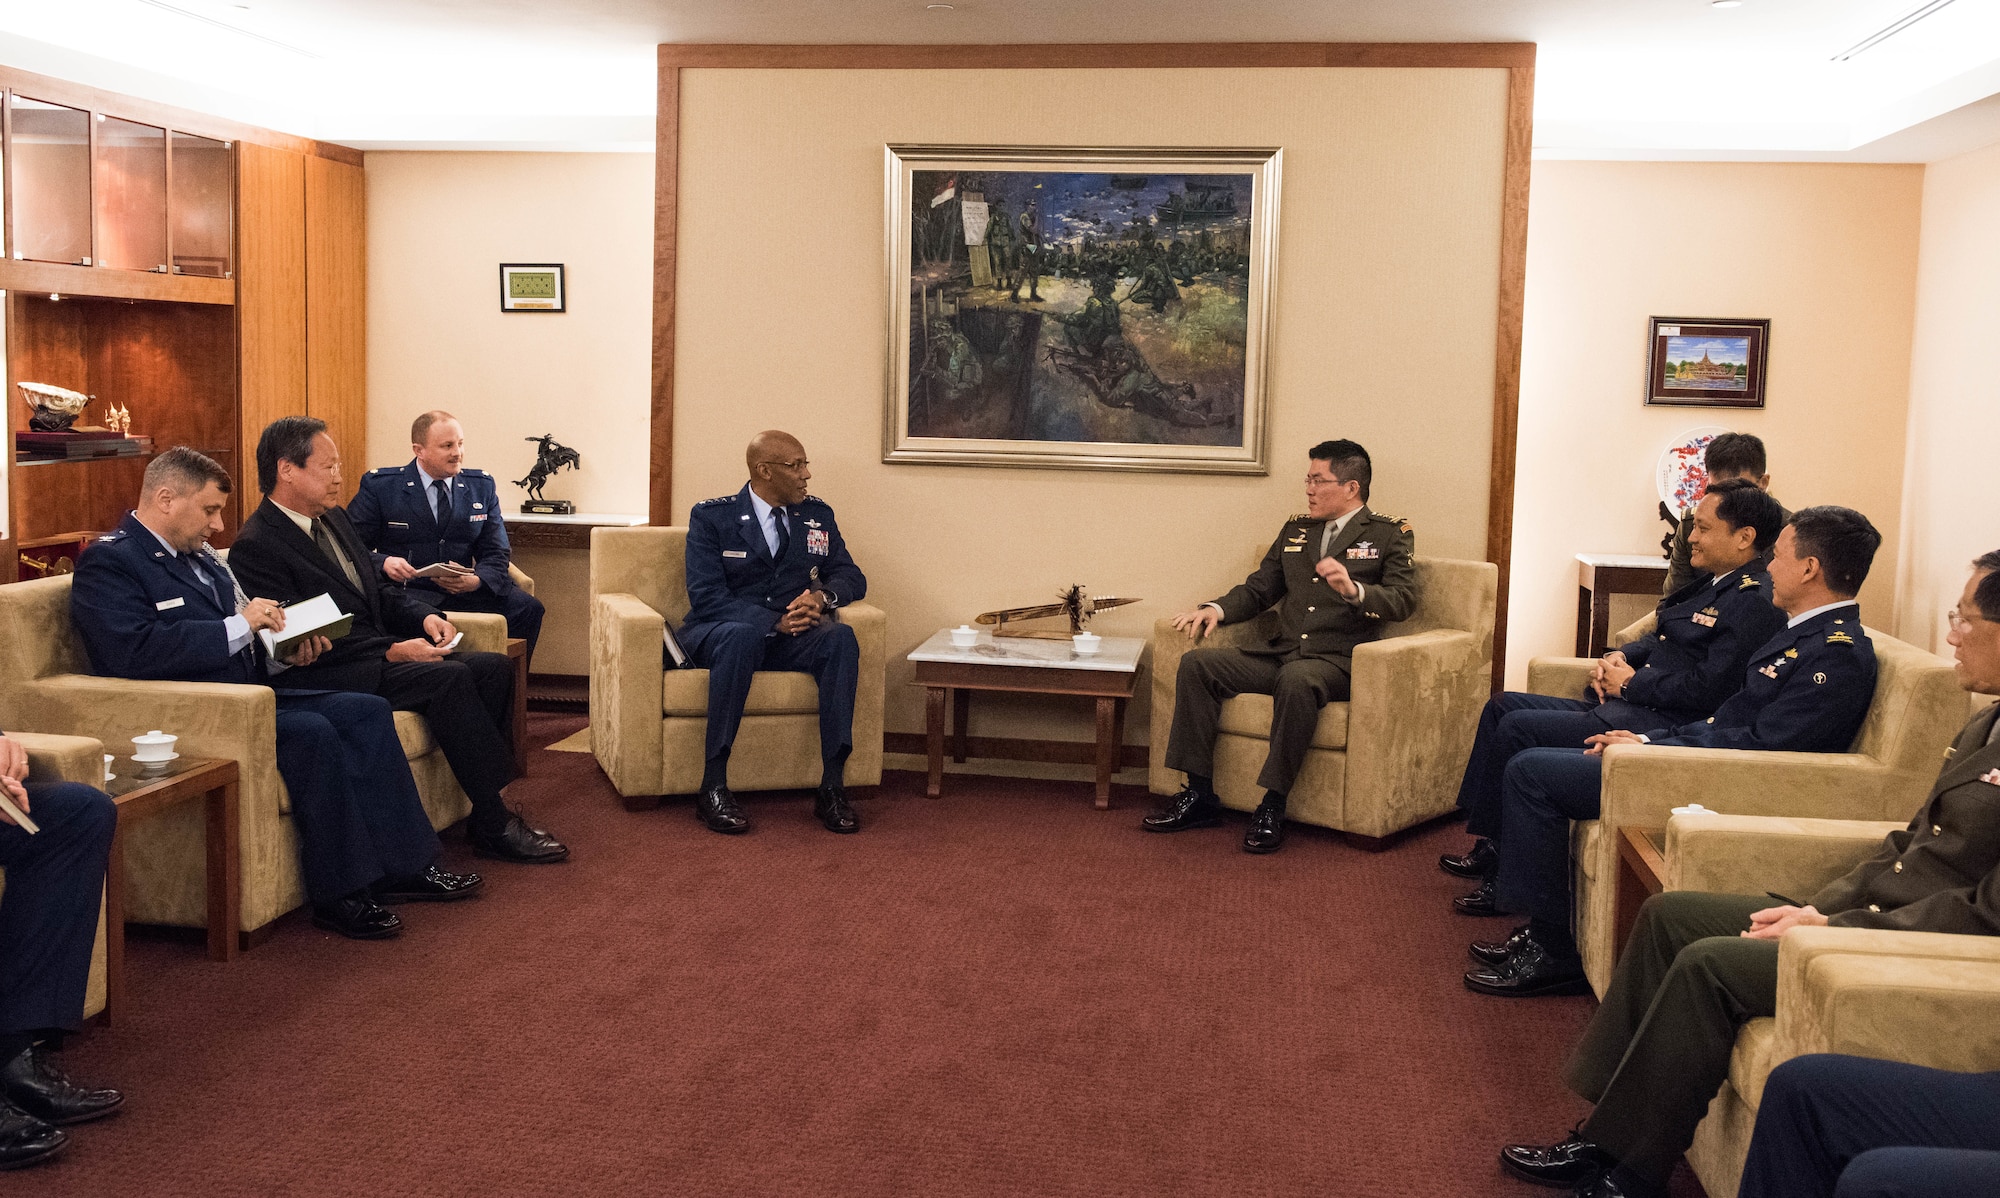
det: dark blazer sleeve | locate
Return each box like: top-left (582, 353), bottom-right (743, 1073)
top-left (224, 517), bottom-right (310, 606)
top-left (469, 491), bottom-right (516, 596)
top-left (816, 510), bottom-right (865, 608)
top-left (684, 508), bottom-right (781, 633)
top-left (70, 542), bottom-right (234, 679)
top-left (1213, 528), bottom-right (1290, 624)
top-left (1622, 593), bottom-right (1785, 716)
top-left (1653, 643), bottom-right (1875, 752)
top-left (1351, 519), bottom-right (1419, 622)
top-left (348, 478), bottom-right (390, 572)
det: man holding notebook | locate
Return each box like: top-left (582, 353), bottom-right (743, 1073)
top-left (224, 417), bottom-right (568, 867)
top-left (71, 447), bottom-right (484, 940)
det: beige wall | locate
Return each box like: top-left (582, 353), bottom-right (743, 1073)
top-left (1509, 162), bottom-right (1924, 686)
top-left (1896, 140), bottom-right (2000, 654)
top-left (674, 66), bottom-right (1513, 743)
top-left (365, 151), bottom-right (654, 673)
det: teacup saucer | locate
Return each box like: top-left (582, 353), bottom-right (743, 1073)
top-left (134, 752), bottom-right (181, 764)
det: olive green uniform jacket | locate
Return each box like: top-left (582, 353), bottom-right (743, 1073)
top-left (1212, 506), bottom-right (1421, 661)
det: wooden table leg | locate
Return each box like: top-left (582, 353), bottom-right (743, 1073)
top-left (1589, 588), bottom-right (1613, 658)
top-left (103, 822), bottom-right (125, 1026)
top-left (924, 685), bottom-right (946, 798)
top-left (508, 639), bottom-right (529, 777)
top-left (1575, 585), bottom-right (1593, 657)
top-left (1093, 696), bottom-right (1117, 810)
top-left (951, 687), bottom-right (970, 763)
top-left (205, 779), bottom-right (240, 962)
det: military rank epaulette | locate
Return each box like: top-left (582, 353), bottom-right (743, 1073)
top-left (367, 466), bottom-right (400, 475)
top-left (461, 467), bottom-right (489, 477)
top-left (1374, 512), bottom-right (1414, 534)
top-left (1738, 575), bottom-right (1762, 589)
top-left (1289, 512), bottom-right (1311, 523)
top-left (96, 530), bottom-right (125, 542)
top-left (1826, 631), bottom-right (1855, 645)
top-left (696, 494), bottom-right (736, 507)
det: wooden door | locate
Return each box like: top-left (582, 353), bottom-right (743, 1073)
top-left (235, 141), bottom-right (306, 512)
top-left (305, 155), bottom-right (364, 504)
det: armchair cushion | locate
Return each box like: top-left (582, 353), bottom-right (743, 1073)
top-left (1665, 814), bottom-right (1906, 897)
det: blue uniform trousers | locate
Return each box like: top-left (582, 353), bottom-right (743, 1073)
top-left (1739, 1054), bottom-right (2000, 1198)
top-left (431, 586), bottom-right (545, 665)
top-left (1456, 693), bottom-right (1604, 838)
top-left (680, 619), bottom-right (860, 772)
top-left (1492, 747), bottom-right (1605, 949)
top-left (272, 690), bottom-right (439, 902)
top-left (0, 782), bottom-right (115, 1035)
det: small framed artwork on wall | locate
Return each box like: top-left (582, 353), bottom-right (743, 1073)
top-left (1646, 317), bottom-right (1769, 408)
top-left (500, 263), bottom-right (565, 312)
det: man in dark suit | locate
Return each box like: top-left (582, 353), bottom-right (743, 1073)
top-left (1493, 552), bottom-right (2000, 1198)
top-left (1461, 506), bottom-right (1883, 997)
top-left (224, 417), bottom-right (567, 865)
top-left (71, 446), bottom-right (484, 939)
top-left (0, 732), bottom-right (122, 1169)
top-left (682, 430), bottom-right (866, 836)
top-left (349, 410), bottom-right (545, 665)
top-left (1440, 479), bottom-right (1788, 902)
top-left (1147, 439), bottom-right (1421, 853)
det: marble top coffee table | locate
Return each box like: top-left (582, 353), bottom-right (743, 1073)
top-left (906, 628), bottom-right (1147, 809)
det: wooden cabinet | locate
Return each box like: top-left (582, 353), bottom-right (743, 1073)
top-left (0, 66), bottom-right (363, 578)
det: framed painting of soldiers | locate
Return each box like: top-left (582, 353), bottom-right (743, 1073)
top-left (1645, 317), bottom-right (1770, 408)
top-left (883, 144), bottom-right (1281, 474)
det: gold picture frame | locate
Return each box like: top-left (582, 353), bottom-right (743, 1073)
top-left (884, 144), bottom-right (1281, 474)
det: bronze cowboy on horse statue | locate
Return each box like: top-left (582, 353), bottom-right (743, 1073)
top-left (515, 434), bottom-right (580, 514)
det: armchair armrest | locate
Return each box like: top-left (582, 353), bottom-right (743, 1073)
top-left (1344, 629), bottom-right (1486, 837)
top-left (590, 592), bottom-right (666, 796)
top-left (10, 731), bottom-right (106, 788)
top-left (1527, 655), bottom-right (1594, 700)
top-left (1597, 744), bottom-right (1901, 836)
top-left (1773, 926), bottom-right (2000, 1081)
top-left (1665, 814), bottom-right (1905, 897)
top-left (452, 611), bottom-right (509, 654)
top-left (836, 602), bottom-right (887, 782)
top-left (11, 675), bottom-right (277, 769)
top-left (507, 563), bottom-right (534, 596)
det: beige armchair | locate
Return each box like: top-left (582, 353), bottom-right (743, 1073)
top-left (0, 732), bottom-right (111, 1021)
top-left (0, 574), bottom-right (510, 942)
top-left (1653, 812), bottom-right (2000, 1198)
top-left (588, 526), bottom-right (886, 809)
top-left (1146, 555), bottom-right (1497, 845)
top-left (1527, 624), bottom-right (1967, 996)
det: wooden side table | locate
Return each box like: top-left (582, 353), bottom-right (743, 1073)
top-left (1576, 553), bottom-right (1669, 657)
top-left (907, 629), bottom-right (1145, 810)
top-left (101, 756), bottom-right (240, 1025)
top-left (506, 637), bottom-right (528, 775)
top-left (1613, 825), bottom-right (1667, 963)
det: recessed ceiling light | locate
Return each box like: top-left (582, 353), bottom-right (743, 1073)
top-left (1711, 1), bottom-right (1742, 7)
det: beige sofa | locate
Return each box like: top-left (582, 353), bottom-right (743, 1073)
top-left (0, 573), bottom-right (511, 941)
top-left (0, 732), bottom-right (112, 1020)
top-left (1657, 811), bottom-right (2000, 1198)
top-left (1528, 618), bottom-right (1967, 996)
top-left (588, 526), bottom-right (886, 808)
top-left (1146, 555), bottom-right (1497, 844)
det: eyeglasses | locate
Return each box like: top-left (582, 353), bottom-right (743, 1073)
top-left (1948, 609), bottom-right (1980, 633)
top-left (759, 458), bottom-right (809, 472)
top-left (1304, 476), bottom-right (1346, 490)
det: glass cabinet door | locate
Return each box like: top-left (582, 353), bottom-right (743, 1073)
top-left (93, 114), bottom-right (168, 272)
top-left (169, 131), bottom-right (232, 278)
top-left (9, 96), bottom-right (91, 265)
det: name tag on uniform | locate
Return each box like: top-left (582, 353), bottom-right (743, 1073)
top-left (388, 521), bottom-right (409, 529)
top-left (155, 597), bottom-right (185, 611)
top-left (1283, 546), bottom-right (1303, 553)
top-left (807, 529), bottom-right (830, 556)
top-left (722, 550), bottom-right (748, 559)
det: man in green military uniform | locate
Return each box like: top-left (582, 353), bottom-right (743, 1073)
top-left (1146, 439), bottom-right (1420, 853)
top-left (1500, 551), bottom-right (2000, 1198)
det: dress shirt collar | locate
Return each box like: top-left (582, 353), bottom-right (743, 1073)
top-left (270, 499), bottom-right (317, 537)
top-left (1787, 598), bottom-right (1859, 629)
top-left (414, 461), bottom-right (452, 492)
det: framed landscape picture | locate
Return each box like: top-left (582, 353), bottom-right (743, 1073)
top-left (1646, 317), bottom-right (1769, 408)
top-left (883, 144), bottom-right (1282, 474)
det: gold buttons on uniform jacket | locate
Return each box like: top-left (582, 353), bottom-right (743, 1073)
top-left (1300, 634), bottom-right (1309, 640)
top-left (1308, 606), bottom-right (1316, 612)
top-left (1934, 825), bottom-right (1944, 836)
top-left (1869, 904), bottom-right (1882, 913)
top-left (1894, 861), bottom-right (1903, 873)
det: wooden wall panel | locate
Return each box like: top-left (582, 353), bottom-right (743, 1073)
top-left (236, 141), bottom-right (306, 509)
top-left (305, 155), bottom-right (366, 503)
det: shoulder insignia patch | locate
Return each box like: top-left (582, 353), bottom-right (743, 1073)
top-left (1826, 631), bottom-right (1855, 645)
top-left (1738, 576), bottom-right (1761, 589)
top-left (1399, 522), bottom-right (1413, 535)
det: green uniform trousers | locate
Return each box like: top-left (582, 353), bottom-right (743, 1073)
top-left (1163, 647), bottom-right (1351, 795)
top-left (1566, 890), bottom-right (1779, 1195)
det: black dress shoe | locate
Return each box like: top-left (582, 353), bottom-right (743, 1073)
top-left (1142, 785), bottom-right (1223, 832)
top-left (1499, 1128), bottom-right (1614, 1187)
top-left (0, 1100), bottom-right (63, 1170)
top-left (1243, 804), bottom-right (1285, 854)
top-left (695, 785), bottom-right (749, 834)
top-left (814, 784), bottom-right (859, 834)
top-left (1469, 923), bottom-right (1532, 966)
top-left (1439, 837), bottom-right (1499, 879)
top-left (372, 865), bottom-right (484, 903)
top-left (0, 1048), bottom-right (123, 1127)
top-left (470, 812), bottom-right (570, 863)
top-left (1452, 877), bottom-right (1509, 916)
top-left (311, 896), bottom-right (403, 940)
top-left (1465, 938), bottom-right (1591, 998)
top-left (1573, 1175), bottom-right (1629, 1198)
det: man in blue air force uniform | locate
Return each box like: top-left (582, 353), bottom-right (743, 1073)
top-left (69, 448), bottom-right (482, 941)
top-left (1462, 505), bottom-right (1884, 998)
top-left (1441, 479), bottom-right (1789, 900)
top-left (681, 430), bottom-right (865, 837)
top-left (349, 410), bottom-right (545, 664)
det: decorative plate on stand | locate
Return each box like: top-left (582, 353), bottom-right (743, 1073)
top-left (1656, 425), bottom-right (1733, 518)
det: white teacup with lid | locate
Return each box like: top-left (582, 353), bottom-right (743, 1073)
top-left (132, 730), bottom-right (178, 762)
top-left (1072, 632), bottom-right (1102, 656)
top-left (1669, 802), bottom-right (1718, 818)
top-left (949, 624), bottom-right (978, 649)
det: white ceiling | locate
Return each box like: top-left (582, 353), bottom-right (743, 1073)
top-left (0, 0), bottom-right (1998, 159)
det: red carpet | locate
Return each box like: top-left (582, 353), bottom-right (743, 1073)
top-left (42, 714), bottom-right (1706, 1196)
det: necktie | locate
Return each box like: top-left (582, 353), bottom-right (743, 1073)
top-left (182, 552), bottom-right (228, 613)
top-left (312, 519), bottom-right (365, 592)
top-left (433, 479), bottom-right (453, 526)
top-left (1320, 516), bottom-right (1340, 558)
top-left (774, 507), bottom-right (791, 560)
